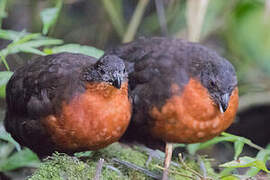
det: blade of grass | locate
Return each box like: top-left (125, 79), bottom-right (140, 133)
top-left (221, 132), bottom-right (264, 151)
top-left (122, 0), bottom-right (150, 43)
top-left (155, 0), bottom-right (168, 36)
top-left (101, 0), bottom-right (125, 37)
top-left (0, 0), bottom-right (7, 29)
top-left (245, 149), bottom-right (270, 176)
top-left (0, 55), bottom-right (9, 70)
top-left (142, 0), bottom-right (182, 35)
top-left (0, 71), bottom-right (13, 97)
top-left (18, 39), bottom-right (63, 48)
top-left (234, 141), bottom-right (244, 160)
top-left (187, 136), bottom-right (236, 155)
top-left (12, 33), bottom-right (41, 44)
top-left (186, 0), bottom-right (209, 42)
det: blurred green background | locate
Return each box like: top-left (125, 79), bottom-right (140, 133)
top-left (1, 0), bottom-right (270, 179)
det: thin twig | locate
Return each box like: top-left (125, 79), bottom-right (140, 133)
top-left (162, 143), bottom-right (173, 180)
top-left (94, 158), bottom-right (104, 180)
top-left (178, 154), bottom-right (204, 179)
top-left (112, 158), bottom-right (162, 179)
top-left (198, 155), bottom-right (207, 179)
top-left (155, 165), bottom-right (196, 180)
top-left (105, 165), bottom-right (122, 177)
top-left (145, 153), bottom-right (153, 168)
top-left (122, 0), bottom-right (150, 43)
top-left (140, 146), bottom-right (181, 168)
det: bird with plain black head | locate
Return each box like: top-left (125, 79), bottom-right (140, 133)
top-left (188, 45), bottom-right (238, 114)
top-left (4, 52), bottom-right (131, 158)
top-left (83, 55), bottom-right (126, 88)
top-left (105, 37), bottom-right (238, 180)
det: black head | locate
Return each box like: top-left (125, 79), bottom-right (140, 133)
top-left (188, 45), bottom-right (237, 113)
top-left (200, 58), bottom-right (237, 113)
top-left (83, 55), bottom-right (127, 89)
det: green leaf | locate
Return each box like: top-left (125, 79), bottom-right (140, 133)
top-left (11, 33), bottom-right (41, 44)
top-left (40, 0), bottom-right (63, 35)
top-left (20, 47), bottom-right (46, 56)
top-left (220, 156), bottom-right (270, 173)
top-left (0, 55), bottom-right (9, 70)
top-left (187, 136), bottom-right (235, 154)
top-left (245, 149), bottom-right (270, 176)
top-left (101, 0), bottom-right (125, 37)
top-left (0, 39), bottom-right (63, 57)
top-left (234, 141), bottom-right (244, 160)
top-left (0, 71), bottom-right (13, 98)
top-left (0, 126), bottom-right (20, 151)
top-left (221, 132), bottom-right (264, 151)
top-left (19, 39), bottom-right (63, 49)
top-left (0, 148), bottom-right (40, 172)
top-left (0, 143), bottom-right (15, 159)
top-left (0, 31), bottom-right (63, 69)
top-left (0, 29), bottom-right (28, 41)
top-left (45, 44), bottom-right (104, 59)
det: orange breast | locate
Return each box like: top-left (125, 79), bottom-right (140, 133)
top-left (150, 78), bottom-right (239, 143)
top-left (42, 82), bottom-right (131, 151)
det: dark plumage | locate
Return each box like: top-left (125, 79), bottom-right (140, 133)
top-left (105, 37), bottom-right (239, 180)
top-left (105, 37), bottom-right (238, 145)
top-left (4, 52), bottom-right (131, 157)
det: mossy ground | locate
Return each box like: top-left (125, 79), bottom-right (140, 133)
top-left (29, 143), bottom-right (219, 180)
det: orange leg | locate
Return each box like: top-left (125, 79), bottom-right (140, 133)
top-left (162, 143), bottom-right (173, 180)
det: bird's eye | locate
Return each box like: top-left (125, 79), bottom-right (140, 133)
top-left (228, 86), bottom-right (234, 91)
top-left (123, 69), bottom-right (126, 73)
top-left (209, 80), bottom-right (215, 87)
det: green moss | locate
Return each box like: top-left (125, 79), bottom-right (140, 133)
top-left (28, 143), bottom-right (219, 180)
top-left (28, 153), bottom-right (95, 180)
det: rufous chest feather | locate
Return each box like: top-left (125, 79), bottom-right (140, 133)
top-left (150, 78), bottom-right (239, 143)
top-left (42, 82), bottom-right (131, 151)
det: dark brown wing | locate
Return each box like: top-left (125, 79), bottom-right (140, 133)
top-left (106, 37), bottom-right (192, 144)
top-left (108, 37), bottom-right (237, 147)
top-left (4, 52), bottom-right (97, 156)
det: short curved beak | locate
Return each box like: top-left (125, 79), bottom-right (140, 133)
top-left (218, 93), bottom-right (230, 113)
top-left (112, 76), bottom-right (122, 89)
